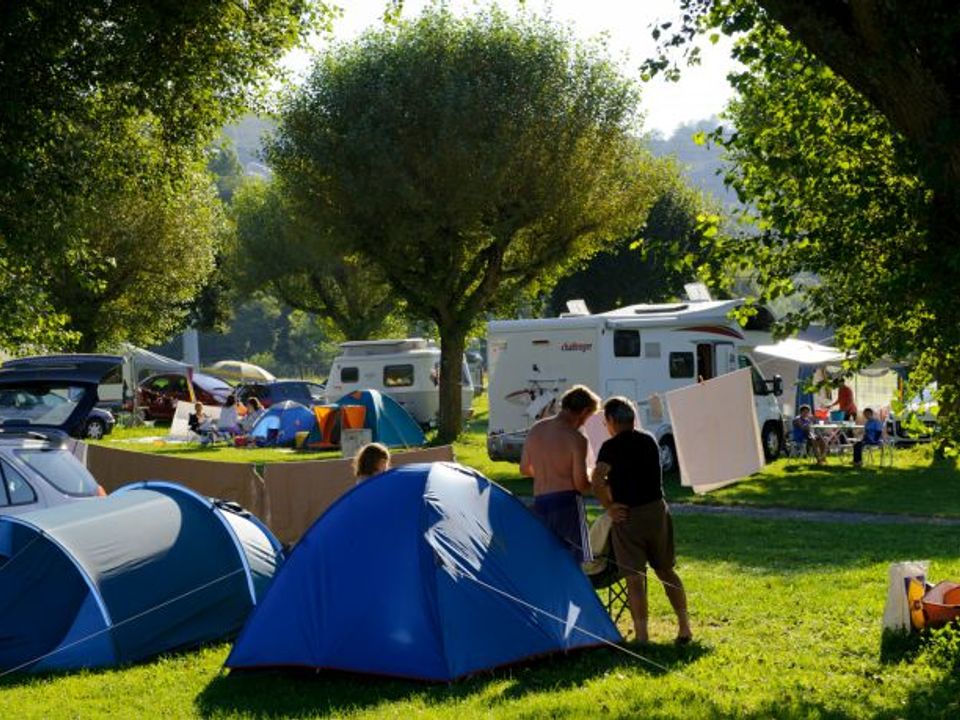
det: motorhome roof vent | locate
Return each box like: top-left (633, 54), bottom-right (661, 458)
top-left (562, 299), bottom-right (590, 317)
top-left (632, 304), bottom-right (688, 315)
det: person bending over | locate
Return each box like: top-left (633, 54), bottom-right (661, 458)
top-left (591, 396), bottom-right (692, 645)
top-left (520, 384), bottom-right (599, 562)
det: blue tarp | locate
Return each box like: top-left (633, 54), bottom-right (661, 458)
top-left (249, 400), bottom-right (316, 445)
top-left (227, 462), bottom-right (620, 680)
top-left (334, 389), bottom-right (425, 447)
top-left (0, 482), bottom-right (283, 673)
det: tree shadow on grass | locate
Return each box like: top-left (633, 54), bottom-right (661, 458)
top-left (194, 642), bottom-right (709, 719)
top-left (874, 624), bottom-right (960, 718)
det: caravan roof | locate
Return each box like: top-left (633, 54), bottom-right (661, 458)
top-left (339, 338), bottom-right (437, 357)
top-left (489, 299), bottom-right (745, 333)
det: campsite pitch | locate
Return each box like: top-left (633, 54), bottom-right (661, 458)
top-left (1, 513), bottom-right (957, 719)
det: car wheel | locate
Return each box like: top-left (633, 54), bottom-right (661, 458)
top-left (762, 421), bottom-right (783, 461)
top-left (85, 418), bottom-right (106, 440)
top-left (659, 435), bottom-right (678, 475)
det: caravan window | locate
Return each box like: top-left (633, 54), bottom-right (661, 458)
top-left (340, 366), bottom-right (359, 383)
top-left (613, 330), bottom-right (641, 357)
top-left (383, 364), bottom-right (415, 387)
top-left (669, 352), bottom-right (695, 378)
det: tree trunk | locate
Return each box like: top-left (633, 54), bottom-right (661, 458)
top-left (436, 324), bottom-right (467, 443)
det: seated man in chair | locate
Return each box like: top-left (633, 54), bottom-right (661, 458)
top-left (852, 407), bottom-right (884, 467)
top-left (792, 405), bottom-right (827, 464)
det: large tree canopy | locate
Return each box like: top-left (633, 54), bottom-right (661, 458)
top-left (0, 0), bottom-right (324, 352)
top-left (273, 8), bottom-right (662, 440)
top-left (549, 166), bottom-right (719, 315)
top-left (646, 1), bottom-right (960, 445)
top-left (232, 178), bottom-right (402, 342)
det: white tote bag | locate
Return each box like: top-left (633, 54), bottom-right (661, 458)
top-left (882, 560), bottom-right (928, 631)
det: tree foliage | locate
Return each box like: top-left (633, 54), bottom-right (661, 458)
top-left (37, 115), bottom-right (225, 352)
top-left (549, 168), bottom-right (719, 314)
top-left (645, 1), bottom-right (960, 446)
top-left (272, 8), bottom-right (662, 440)
top-left (0, 0), bottom-right (324, 351)
top-left (232, 178), bottom-right (402, 342)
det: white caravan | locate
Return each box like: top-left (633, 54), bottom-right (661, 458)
top-left (326, 338), bottom-right (475, 425)
top-left (486, 299), bottom-right (785, 469)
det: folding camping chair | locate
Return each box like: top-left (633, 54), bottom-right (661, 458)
top-left (582, 514), bottom-right (629, 624)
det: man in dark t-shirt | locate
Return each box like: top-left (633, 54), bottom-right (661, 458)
top-left (592, 396), bottom-right (692, 645)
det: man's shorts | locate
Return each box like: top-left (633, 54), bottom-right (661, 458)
top-left (532, 490), bottom-right (592, 563)
top-left (610, 498), bottom-right (675, 574)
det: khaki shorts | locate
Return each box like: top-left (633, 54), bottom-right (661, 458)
top-left (610, 498), bottom-right (675, 573)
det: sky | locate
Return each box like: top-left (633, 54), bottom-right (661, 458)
top-left (283, 0), bottom-right (739, 137)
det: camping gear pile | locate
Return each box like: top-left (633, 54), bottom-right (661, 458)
top-left (882, 561), bottom-right (960, 632)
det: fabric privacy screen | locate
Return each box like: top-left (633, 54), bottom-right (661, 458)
top-left (666, 368), bottom-right (764, 494)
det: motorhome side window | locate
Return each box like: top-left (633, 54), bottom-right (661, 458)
top-left (669, 352), bottom-right (695, 378)
top-left (383, 364), bottom-right (415, 387)
top-left (613, 330), bottom-right (641, 357)
top-left (340, 366), bottom-right (359, 383)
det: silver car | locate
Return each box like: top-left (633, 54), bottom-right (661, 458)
top-left (0, 357), bottom-right (115, 516)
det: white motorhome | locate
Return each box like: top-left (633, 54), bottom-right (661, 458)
top-left (486, 299), bottom-right (785, 469)
top-left (326, 338), bottom-right (475, 426)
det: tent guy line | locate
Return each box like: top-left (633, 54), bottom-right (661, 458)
top-left (0, 567), bottom-right (245, 679)
top-left (462, 573), bottom-right (684, 677)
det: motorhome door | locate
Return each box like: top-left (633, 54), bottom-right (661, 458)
top-left (606, 328), bottom-right (641, 400)
top-left (715, 342), bottom-right (737, 376)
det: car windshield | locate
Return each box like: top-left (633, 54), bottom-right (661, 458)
top-left (0, 384), bottom-right (87, 428)
top-left (15, 448), bottom-right (101, 496)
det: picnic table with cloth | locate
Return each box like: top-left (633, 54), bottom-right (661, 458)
top-left (812, 422), bottom-right (863, 460)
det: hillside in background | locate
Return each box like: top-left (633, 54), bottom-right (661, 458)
top-left (222, 115), bottom-right (276, 176)
top-left (646, 117), bottom-right (739, 207)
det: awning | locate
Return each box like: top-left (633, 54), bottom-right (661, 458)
top-left (752, 338), bottom-right (847, 365)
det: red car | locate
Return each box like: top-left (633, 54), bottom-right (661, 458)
top-left (137, 372), bottom-right (233, 422)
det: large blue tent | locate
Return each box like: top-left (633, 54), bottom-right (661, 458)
top-left (227, 462), bottom-right (620, 680)
top-left (0, 482), bottom-right (283, 673)
top-left (334, 389), bottom-right (425, 447)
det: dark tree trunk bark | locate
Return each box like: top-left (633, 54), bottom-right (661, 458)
top-left (436, 323), bottom-right (467, 444)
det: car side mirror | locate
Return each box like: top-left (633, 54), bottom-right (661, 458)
top-left (772, 375), bottom-right (783, 397)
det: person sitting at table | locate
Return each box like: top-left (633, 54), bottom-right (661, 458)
top-left (239, 397), bottom-right (264, 434)
top-left (852, 407), bottom-right (885, 467)
top-left (188, 402), bottom-right (221, 444)
top-left (830, 377), bottom-right (858, 421)
top-left (792, 405), bottom-right (827, 464)
top-left (217, 395), bottom-right (242, 436)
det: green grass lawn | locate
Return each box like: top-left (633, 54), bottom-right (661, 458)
top-left (2, 513), bottom-right (957, 719)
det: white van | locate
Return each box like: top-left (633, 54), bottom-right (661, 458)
top-left (326, 339), bottom-right (474, 426)
top-left (486, 299), bottom-right (784, 469)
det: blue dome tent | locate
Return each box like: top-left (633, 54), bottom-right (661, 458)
top-left (334, 389), bottom-right (425, 447)
top-left (249, 400), bottom-right (316, 445)
top-left (0, 482), bottom-right (283, 673)
top-left (227, 463), bottom-right (620, 680)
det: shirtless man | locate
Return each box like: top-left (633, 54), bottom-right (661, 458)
top-left (520, 385), bottom-right (599, 562)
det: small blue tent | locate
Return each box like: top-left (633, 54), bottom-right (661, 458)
top-left (249, 400), bottom-right (316, 445)
top-left (0, 482), bottom-right (283, 673)
top-left (335, 389), bottom-right (425, 447)
top-left (227, 463), bottom-right (620, 680)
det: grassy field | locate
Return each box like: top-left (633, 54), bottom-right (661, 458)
top-left (1, 513), bottom-right (957, 719)
top-left (5, 395), bottom-right (960, 717)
